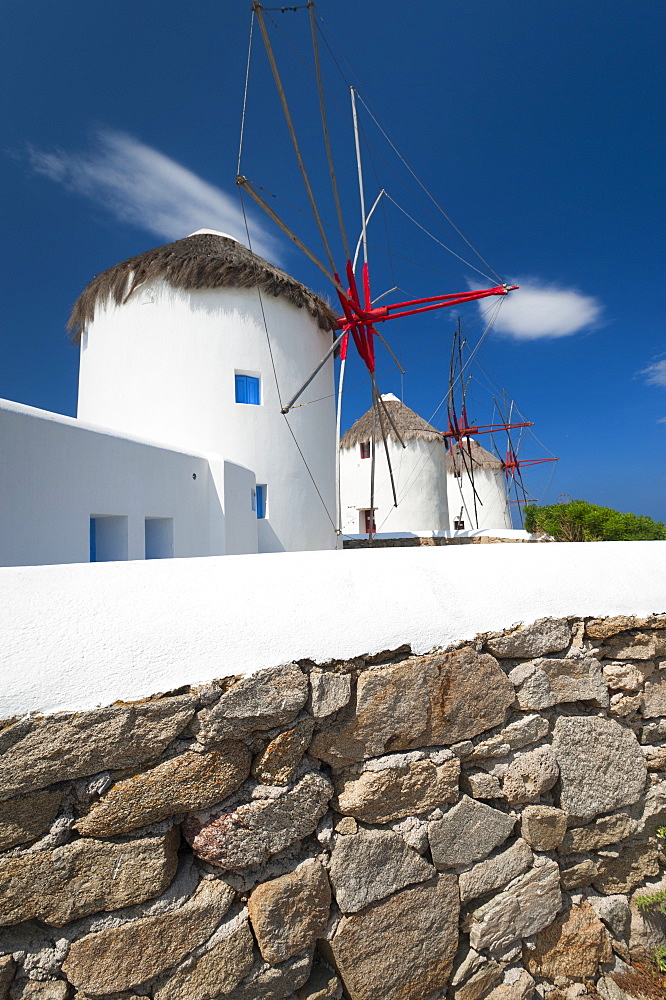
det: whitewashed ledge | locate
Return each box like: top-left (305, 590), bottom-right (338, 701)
top-left (1, 540), bottom-right (665, 717)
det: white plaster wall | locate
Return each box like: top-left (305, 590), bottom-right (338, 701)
top-left (447, 466), bottom-right (512, 531)
top-left (0, 399), bottom-right (222, 566)
top-left (77, 280), bottom-right (337, 553)
top-left (340, 438), bottom-right (449, 535)
top-left (2, 540), bottom-right (665, 716)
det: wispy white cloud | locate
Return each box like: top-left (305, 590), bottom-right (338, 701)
top-left (479, 277), bottom-right (602, 340)
top-left (24, 128), bottom-right (281, 262)
top-left (640, 360), bottom-right (666, 387)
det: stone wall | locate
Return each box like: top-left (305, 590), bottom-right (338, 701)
top-left (1, 614), bottom-right (666, 1000)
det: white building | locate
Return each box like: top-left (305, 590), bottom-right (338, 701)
top-left (339, 394), bottom-right (449, 535)
top-left (446, 438), bottom-right (512, 532)
top-left (0, 230), bottom-right (339, 566)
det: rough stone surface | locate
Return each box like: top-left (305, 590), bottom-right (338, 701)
top-left (76, 742), bottom-right (251, 837)
top-left (466, 859), bottom-right (562, 954)
top-left (0, 789), bottom-right (63, 850)
top-left (603, 660), bottom-right (655, 692)
top-left (588, 893), bottom-right (631, 943)
top-left (0, 957), bottom-right (15, 1000)
top-left (520, 806), bottom-right (567, 851)
top-left (502, 746), bottom-right (559, 804)
top-left (194, 665), bottom-right (309, 743)
top-left (592, 841), bottom-right (661, 894)
top-left (0, 828), bottom-right (179, 927)
top-left (586, 616), bottom-right (666, 640)
top-left (62, 878), bottom-right (235, 993)
top-left (0, 696), bottom-right (195, 800)
top-left (523, 901), bottom-right (612, 979)
top-left (429, 796), bottom-right (515, 869)
top-left (248, 860), bottom-right (330, 963)
top-left (602, 634), bottom-right (661, 660)
top-left (9, 982), bottom-right (68, 1000)
top-left (458, 839), bottom-right (533, 903)
top-left (558, 854), bottom-right (602, 889)
top-left (153, 916), bottom-right (255, 1000)
top-left (183, 771), bottom-right (333, 869)
top-left (484, 971), bottom-right (536, 1000)
top-left (327, 875), bottom-right (459, 1000)
top-left (512, 658), bottom-right (608, 710)
top-left (452, 961), bottom-right (503, 1000)
top-left (470, 715), bottom-right (550, 760)
top-left (462, 769), bottom-right (502, 799)
top-left (560, 812), bottom-right (632, 854)
top-left (552, 717), bottom-right (647, 822)
top-left (296, 955), bottom-right (343, 1000)
top-left (485, 618), bottom-right (572, 659)
top-left (309, 649), bottom-right (514, 766)
top-left (221, 948), bottom-right (313, 1000)
top-left (334, 755), bottom-right (460, 824)
top-left (310, 671), bottom-right (352, 719)
top-left (252, 720), bottom-right (315, 786)
top-left (642, 673), bottom-right (666, 718)
top-left (329, 828), bottom-right (436, 912)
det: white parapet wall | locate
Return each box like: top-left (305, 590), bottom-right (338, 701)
top-left (1, 540), bottom-right (665, 717)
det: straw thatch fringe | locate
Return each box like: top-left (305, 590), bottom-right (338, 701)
top-left (67, 233), bottom-right (338, 342)
top-left (446, 438), bottom-right (504, 472)
top-left (341, 398), bottom-right (443, 449)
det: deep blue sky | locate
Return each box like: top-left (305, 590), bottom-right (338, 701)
top-left (2, 1), bottom-right (664, 520)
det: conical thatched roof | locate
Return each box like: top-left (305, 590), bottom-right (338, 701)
top-left (446, 437), bottom-right (504, 473)
top-left (67, 231), bottom-right (338, 342)
top-left (340, 394), bottom-right (443, 449)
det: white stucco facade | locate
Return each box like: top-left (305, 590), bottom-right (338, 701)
top-left (2, 540), bottom-right (665, 716)
top-left (447, 464), bottom-right (513, 532)
top-left (77, 278), bottom-right (337, 553)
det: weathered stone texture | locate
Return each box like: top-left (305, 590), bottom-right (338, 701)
top-left (520, 805), bottom-right (567, 851)
top-left (327, 875), bottom-right (459, 1000)
top-left (470, 715), bottom-right (550, 760)
top-left (334, 753), bottom-right (459, 823)
top-left (310, 671), bottom-right (352, 718)
top-left (310, 649), bottom-right (514, 766)
top-left (0, 828), bottom-right (179, 927)
top-left (296, 955), bottom-right (343, 1000)
top-left (153, 916), bottom-right (255, 1000)
top-left (458, 839), bottom-right (533, 903)
top-left (502, 746), bottom-right (559, 804)
top-left (484, 971), bottom-right (536, 1000)
top-left (523, 901), bottom-right (612, 979)
top-left (642, 672), bottom-right (666, 718)
top-left (451, 960), bottom-right (503, 1000)
top-left (552, 717), bottom-right (647, 822)
top-left (466, 859), bottom-right (562, 954)
top-left (429, 796), bottom-right (515, 869)
top-left (252, 720), bottom-right (314, 786)
top-left (248, 860), bottom-right (330, 963)
top-left (62, 878), bottom-right (235, 993)
top-left (485, 618), bottom-right (572, 659)
top-left (511, 657), bottom-right (608, 710)
top-left (603, 660), bottom-right (654, 691)
top-left (0, 957), bottom-right (15, 1000)
top-left (0, 789), bottom-right (62, 850)
top-left (558, 854), bottom-right (602, 890)
top-left (9, 981), bottom-right (69, 1000)
top-left (588, 893), bottom-right (631, 943)
top-left (221, 948), bottom-right (313, 1000)
top-left (183, 771), bottom-right (333, 868)
top-left (76, 742), bottom-right (251, 837)
top-left (462, 769), bottom-right (502, 799)
top-left (193, 665), bottom-right (308, 743)
top-left (329, 828), bottom-right (436, 912)
top-left (559, 812), bottom-right (632, 854)
top-left (592, 841), bottom-right (661, 894)
top-left (585, 615), bottom-right (666, 640)
top-left (0, 697), bottom-right (195, 800)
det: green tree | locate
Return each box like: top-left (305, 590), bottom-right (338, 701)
top-left (523, 498), bottom-right (666, 542)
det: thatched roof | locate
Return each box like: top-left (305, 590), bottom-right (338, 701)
top-left (446, 437), bottom-right (504, 473)
top-left (67, 231), bottom-right (338, 342)
top-left (341, 394), bottom-right (443, 449)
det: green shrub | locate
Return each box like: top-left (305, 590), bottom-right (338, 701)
top-left (524, 498), bottom-right (666, 542)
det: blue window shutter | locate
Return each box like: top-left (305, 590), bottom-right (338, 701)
top-left (256, 485), bottom-right (266, 519)
top-left (90, 518), bottom-right (97, 562)
top-left (235, 374), bottom-right (260, 404)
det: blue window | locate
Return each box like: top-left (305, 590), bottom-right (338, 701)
top-left (235, 374), bottom-right (260, 405)
top-left (256, 484), bottom-right (267, 519)
top-left (89, 518), bottom-right (97, 562)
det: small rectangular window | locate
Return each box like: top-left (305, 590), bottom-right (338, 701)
top-left (90, 515), bottom-right (128, 562)
top-left (145, 517), bottom-right (174, 559)
top-left (256, 484), bottom-right (267, 519)
top-left (361, 509), bottom-right (376, 534)
top-left (360, 441), bottom-right (371, 459)
top-left (235, 373), bottom-right (261, 405)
